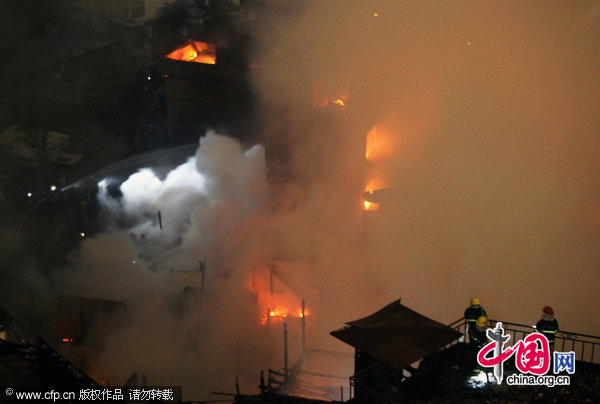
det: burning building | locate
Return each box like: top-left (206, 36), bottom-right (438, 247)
top-left (161, 35), bottom-right (256, 143)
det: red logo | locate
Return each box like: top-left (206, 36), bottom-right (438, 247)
top-left (478, 332), bottom-right (551, 375)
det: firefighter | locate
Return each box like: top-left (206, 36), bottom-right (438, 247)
top-left (536, 306), bottom-right (559, 352)
top-left (464, 297), bottom-right (487, 340)
top-left (469, 316), bottom-right (488, 369)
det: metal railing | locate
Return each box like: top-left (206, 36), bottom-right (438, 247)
top-left (448, 317), bottom-right (600, 364)
top-left (345, 318), bottom-right (600, 403)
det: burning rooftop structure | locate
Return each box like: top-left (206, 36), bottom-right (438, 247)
top-left (166, 40), bottom-right (217, 65)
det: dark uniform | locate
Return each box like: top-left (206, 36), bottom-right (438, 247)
top-left (468, 316), bottom-right (488, 368)
top-left (465, 305), bottom-right (487, 325)
top-left (536, 317), bottom-right (559, 352)
top-left (465, 299), bottom-right (487, 344)
top-left (469, 324), bottom-right (487, 350)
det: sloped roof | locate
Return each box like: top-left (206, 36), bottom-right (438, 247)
top-left (330, 300), bottom-right (461, 370)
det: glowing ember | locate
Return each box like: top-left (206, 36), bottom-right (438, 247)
top-left (330, 97), bottom-right (346, 110)
top-left (61, 337), bottom-right (74, 345)
top-left (363, 199), bottom-right (379, 211)
top-left (166, 40), bottom-right (216, 65)
top-left (310, 80), bottom-right (350, 110)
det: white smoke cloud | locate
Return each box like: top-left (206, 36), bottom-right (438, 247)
top-left (53, 132), bottom-right (279, 400)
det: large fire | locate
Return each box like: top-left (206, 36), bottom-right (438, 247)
top-left (166, 40), bottom-right (216, 65)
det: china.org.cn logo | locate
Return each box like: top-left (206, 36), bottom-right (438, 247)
top-left (477, 322), bottom-right (575, 387)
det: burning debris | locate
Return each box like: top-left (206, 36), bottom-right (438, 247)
top-left (250, 262), bottom-right (316, 326)
top-left (166, 40), bottom-right (216, 65)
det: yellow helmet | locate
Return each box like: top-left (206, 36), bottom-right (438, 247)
top-left (476, 316), bottom-right (487, 327)
top-left (471, 297), bottom-right (480, 306)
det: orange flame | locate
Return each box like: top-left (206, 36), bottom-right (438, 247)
top-left (363, 194), bottom-right (380, 211)
top-left (310, 80), bottom-right (349, 110)
top-left (166, 41), bottom-right (216, 64)
top-left (250, 265), bottom-right (309, 326)
top-left (330, 97), bottom-right (346, 110)
top-left (261, 308), bottom-right (308, 325)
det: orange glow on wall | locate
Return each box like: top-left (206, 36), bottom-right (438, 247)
top-left (365, 124), bottom-right (395, 161)
top-left (364, 124), bottom-right (392, 211)
top-left (365, 170), bottom-right (389, 192)
top-left (166, 41), bottom-right (216, 64)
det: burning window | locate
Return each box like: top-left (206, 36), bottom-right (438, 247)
top-left (166, 40), bottom-right (216, 65)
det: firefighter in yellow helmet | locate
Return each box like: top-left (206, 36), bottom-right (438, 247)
top-left (465, 297), bottom-right (487, 327)
top-left (464, 297), bottom-right (487, 343)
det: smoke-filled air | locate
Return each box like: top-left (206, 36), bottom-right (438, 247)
top-left (6, 1), bottom-right (599, 401)
top-left (251, 0), bottom-right (600, 337)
